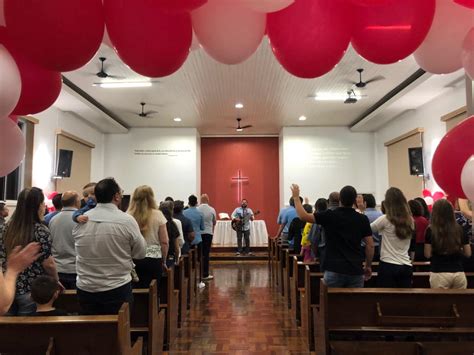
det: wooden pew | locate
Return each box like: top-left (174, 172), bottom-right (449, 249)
top-left (183, 252), bottom-right (194, 310)
top-left (160, 264), bottom-right (179, 350)
top-left (54, 280), bottom-right (165, 355)
top-left (284, 249), bottom-right (300, 309)
top-left (268, 237), bottom-right (278, 288)
top-left (316, 281), bottom-right (474, 355)
top-left (174, 256), bottom-right (188, 328)
top-left (0, 303), bottom-right (142, 355)
top-left (277, 243), bottom-right (290, 296)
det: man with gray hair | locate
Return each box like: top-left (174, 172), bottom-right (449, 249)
top-left (197, 194), bottom-right (216, 281)
top-left (49, 191), bottom-right (81, 289)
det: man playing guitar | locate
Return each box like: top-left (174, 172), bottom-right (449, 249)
top-left (231, 199), bottom-right (254, 256)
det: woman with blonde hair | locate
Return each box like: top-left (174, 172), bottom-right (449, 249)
top-left (370, 187), bottom-right (415, 288)
top-left (128, 186), bottom-right (169, 289)
top-left (425, 199), bottom-right (471, 289)
top-left (0, 187), bottom-right (59, 315)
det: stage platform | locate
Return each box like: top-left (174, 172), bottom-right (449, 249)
top-left (210, 246), bottom-right (268, 262)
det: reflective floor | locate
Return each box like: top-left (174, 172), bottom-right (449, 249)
top-left (169, 263), bottom-right (308, 354)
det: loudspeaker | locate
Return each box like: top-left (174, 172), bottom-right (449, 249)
top-left (408, 147), bottom-right (424, 176)
top-left (56, 149), bottom-right (73, 177)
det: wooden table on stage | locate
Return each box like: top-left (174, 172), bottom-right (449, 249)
top-left (213, 220), bottom-right (268, 247)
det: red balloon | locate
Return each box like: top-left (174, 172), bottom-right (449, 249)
top-left (432, 115), bottom-right (474, 199)
top-left (156, 0), bottom-right (207, 12)
top-left (454, 0), bottom-right (474, 9)
top-left (0, 28), bottom-right (62, 115)
top-left (350, 0), bottom-right (393, 5)
top-left (351, 0), bottom-right (435, 64)
top-left (4, 0), bottom-right (104, 72)
top-left (267, 0), bottom-right (352, 78)
top-left (104, 0), bottom-right (192, 77)
top-left (9, 115), bottom-right (18, 123)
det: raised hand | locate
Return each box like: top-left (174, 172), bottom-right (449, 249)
top-left (7, 242), bottom-right (41, 274)
top-left (290, 184), bottom-right (301, 199)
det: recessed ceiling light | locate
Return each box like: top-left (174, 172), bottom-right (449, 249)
top-left (299, 115), bottom-right (307, 121)
top-left (236, 128), bottom-right (243, 132)
top-left (174, 117), bottom-right (182, 122)
top-left (235, 103), bottom-right (244, 109)
top-left (92, 82), bottom-right (153, 88)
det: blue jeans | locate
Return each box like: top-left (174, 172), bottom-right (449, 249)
top-left (324, 271), bottom-right (364, 288)
top-left (7, 293), bottom-right (37, 316)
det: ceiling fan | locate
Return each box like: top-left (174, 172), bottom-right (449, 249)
top-left (350, 68), bottom-right (385, 88)
top-left (344, 90), bottom-right (359, 104)
top-left (136, 102), bottom-right (158, 118)
top-left (94, 57), bottom-right (123, 79)
top-left (236, 118), bottom-right (252, 132)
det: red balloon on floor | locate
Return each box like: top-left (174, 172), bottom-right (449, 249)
top-left (104, 0), bottom-right (192, 77)
top-left (4, 0), bottom-right (104, 72)
top-left (351, 0), bottom-right (435, 64)
top-left (432, 115), bottom-right (474, 199)
top-left (0, 28), bottom-right (62, 116)
top-left (267, 0), bottom-right (352, 78)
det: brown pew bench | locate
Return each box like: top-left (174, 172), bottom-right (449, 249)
top-left (54, 280), bottom-right (165, 355)
top-left (283, 249), bottom-right (300, 309)
top-left (0, 303), bottom-right (142, 355)
top-left (174, 256), bottom-right (188, 328)
top-left (160, 264), bottom-right (179, 350)
top-left (316, 281), bottom-right (474, 355)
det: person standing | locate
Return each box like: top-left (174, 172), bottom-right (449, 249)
top-left (0, 201), bottom-right (9, 227)
top-left (0, 187), bottom-right (59, 315)
top-left (370, 188), bottom-right (415, 288)
top-left (173, 200), bottom-right (195, 255)
top-left (127, 186), bottom-right (169, 290)
top-left (425, 199), bottom-right (471, 289)
top-left (363, 194), bottom-right (383, 261)
top-left (73, 178), bottom-right (146, 315)
top-left (232, 199), bottom-right (254, 256)
top-left (275, 197), bottom-right (302, 242)
top-left (291, 185), bottom-right (374, 288)
top-left (408, 199), bottom-right (429, 261)
top-left (183, 195), bottom-right (204, 283)
top-left (44, 193), bottom-right (62, 226)
top-left (198, 194), bottom-right (216, 281)
top-left (49, 191), bottom-right (81, 289)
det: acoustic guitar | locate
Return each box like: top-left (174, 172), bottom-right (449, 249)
top-left (231, 210), bottom-right (260, 231)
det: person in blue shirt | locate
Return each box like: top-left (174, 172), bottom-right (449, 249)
top-left (362, 194), bottom-right (383, 261)
top-left (232, 199), bottom-right (255, 256)
top-left (44, 194), bottom-right (62, 226)
top-left (275, 197), bottom-right (302, 242)
top-left (72, 183), bottom-right (97, 223)
top-left (183, 195), bottom-right (204, 283)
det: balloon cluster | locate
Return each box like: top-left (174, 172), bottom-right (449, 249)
top-left (0, 0), bottom-right (472, 178)
top-left (432, 116), bottom-right (474, 202)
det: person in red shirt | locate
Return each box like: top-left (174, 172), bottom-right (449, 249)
top-left (408, 200), bottom-right (429, 261)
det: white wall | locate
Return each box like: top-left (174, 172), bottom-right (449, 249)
top-left (32, 107), bottom-right (105, 193)
top-left (103, 128), bottom-right (200, 202)
top-left (374, 85), bottom-right (467, 202)
top-left (280, 127), bottom-right (375, 206)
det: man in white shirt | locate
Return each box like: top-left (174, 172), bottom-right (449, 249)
top-left (197, 194), bottom-right (216, 280)
top-left (73, 178), bottom-right (146, 315)
top-left (49, 191), bottom-right (80, 289)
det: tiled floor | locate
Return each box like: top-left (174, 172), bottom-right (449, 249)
top-left (169, 263), bottom-right (308, 354)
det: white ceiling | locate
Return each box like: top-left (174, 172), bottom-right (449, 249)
top-left (59, 39), bottom-right (463, 135)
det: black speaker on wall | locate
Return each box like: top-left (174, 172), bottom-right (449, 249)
top-left (56, 149), bottom-right (73, 178)
top-left (408, 147), bottom-right (424, 176)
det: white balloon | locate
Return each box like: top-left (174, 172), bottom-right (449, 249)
top-left (103, 26), bottom-right (114, 48)
top-left (461, 155), bottom-right (474, 201)
top-left (0, 45), bottom-right (22, 117)
top-left (242, 0), bottom-right (294, 13)
top-left (424, 196), bottom-right (434, 206)
top-left (414, 0), bottom-right (473, 74)
top-left (192, 0), bottom-right (266, 65)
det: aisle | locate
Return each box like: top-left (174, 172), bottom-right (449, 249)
top-left (170, 263), bottom-right (307, 354)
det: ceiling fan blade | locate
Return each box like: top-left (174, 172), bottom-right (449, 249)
top-left (105, 74), bottom-right (126, 79)
top-left (365, 75), bottom-right (385, 84)
top-left (241, 125), bottom-right (253, 129)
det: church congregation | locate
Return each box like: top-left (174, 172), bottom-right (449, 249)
top-left (1, 0), bottom-right (474, 353)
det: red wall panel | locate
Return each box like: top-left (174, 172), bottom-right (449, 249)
top-left (201, 137), bottom-right (279, 237)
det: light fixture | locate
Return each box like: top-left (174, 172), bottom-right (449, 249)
top-left (299, 115), bottom-right (307, 121)
top-left (313, 92), bottom-right (362, 101)
top-left (235, 102), bottom-right (244, 109)
top-left (92, 82), bottom-right (153, 88)
top-left (174, 117), bottom-right (182, 122)
top-left (236, 128), bottom-right (243, 132)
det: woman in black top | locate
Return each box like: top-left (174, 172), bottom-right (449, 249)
top-left (424, 200), bottom-right (471, 289)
